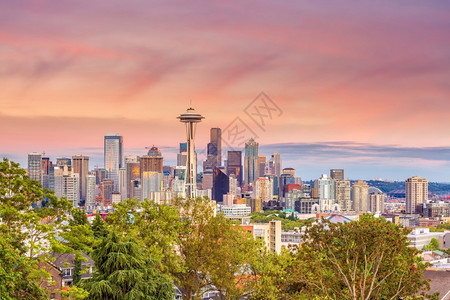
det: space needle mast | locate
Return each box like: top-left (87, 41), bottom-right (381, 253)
top-left (177, 107), bottom-right (204, 199)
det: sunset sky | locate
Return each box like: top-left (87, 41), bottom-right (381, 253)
top-left (1, 1), bottom-right (449, 181)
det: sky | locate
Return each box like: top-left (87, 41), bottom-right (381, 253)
top-left (1, 0), bottom-right (449, 181)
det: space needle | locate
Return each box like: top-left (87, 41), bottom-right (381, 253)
top-left (177, 107), bottom-right (204, 199)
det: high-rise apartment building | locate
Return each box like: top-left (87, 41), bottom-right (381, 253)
top-left (227, 151), bottom-right (242, 187)
top-left (330, 169), bottom-right (344, 181)
top-left (63, 173), bottom-right (80, 207)
top-left (406, 176), bottom-right (428, 214)
top-left (335, 179), bottom-right (351, 211)
top-left (28, 152), bottom-right (42, 184)
top-left (352, 180), bottom-right (369, 213)
top-left (368, 190), bottom-right (385, 213)
top-left (86, 174), bottom-right (96, 209)
top-left (72, 155), bottom-right (89, 203)
top-left (244, 139), bottom-right (259, 186)
top-left (104, 133), bottom-right (123, 191)
top-left (313, 174), bottom-right (335, 200)
top-left (254, 177), bottom-right (273, 202)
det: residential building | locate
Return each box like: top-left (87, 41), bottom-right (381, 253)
top-left (254, 177), bottom-right (273, 202)
top-left (352, 180), bottom-right (369, 213)
top-left (313, 174), bottom-right (335, 200)
top-left (335, 179), bottom-right (351, 211)
top-left (406, 176), bottom-right (428, 214)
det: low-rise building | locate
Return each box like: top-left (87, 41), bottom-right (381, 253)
top-left (407, 228), bottom-right (445, 250)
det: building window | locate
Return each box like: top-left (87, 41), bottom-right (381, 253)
top-left (62, 268), bottom-right (72, 277)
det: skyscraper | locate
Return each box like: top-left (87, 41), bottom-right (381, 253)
top-left (272, 152), bottom-right (282, 177)
top-left (330, 169), bottom-right (344, 181)
top-left (104, 133), bottom-right (123, 191)
top-left (28, 152), bottom-right (42, 184)
top-left (352, 180), bottom-right (369, 213)
top-left (41, 157), bottom-right (51, 189)
top-left (72, 155), bottom-right (89, 203)
top-left (227, 151), bottom-right (242, 187)
top-left (244, 138), bottom-right (259, 186)
top-left (258, 155), bottom-right (266, 177)
top-left (212, 167), bottom-right (229, 202)
top-left (406, 176), bottom-right (428, 214)
top-left (203, 128), bottom-right (222, 170)
top-left (140, 146), bottom-right (164, 175)
top-left (177, 107), bottom-right (204, 198)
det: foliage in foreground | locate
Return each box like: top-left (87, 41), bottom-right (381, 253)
top-left (285, 215), bottom-right (434, 299)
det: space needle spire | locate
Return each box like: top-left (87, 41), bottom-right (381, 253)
top-left (177, 107), bottom-right (204, 199)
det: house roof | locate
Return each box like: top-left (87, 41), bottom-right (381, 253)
top-left (423, 271), bottom-right (450, 300)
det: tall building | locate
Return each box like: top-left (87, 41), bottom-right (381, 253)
top-left (86, 174), bottom-right (96, 209)
top-left (178, 107), bottom-right (204, 198)
top-left (104, 133), bottom-right (123, 191)
top-left (72, 155), bottom-right (89, 203)
top-left (126, 161), bottom-right (140, 199)
top-left (140, 147), bottom-right (164, 175)
top-left (352, 180), bottom-right (369, 213)
top-left (272, 152), bottom-right (282, 177)
top-left (406, 176), bottom-right (428, 214)
top-left (368, 190), bottom-right (385, 213)
top-left (282, 168), bottom-right (295, 177)
top-left (244, 138), bottom-right (259, 186)
top-left (330, 169), bottom-right (344, 181)
top-left (227, 151), bottom-right (243, 187)
top-left (212, 167), bottom-right (229, 202)
top-left (313, 174), bottom-right (335, 200)
top-left (335, 179), bottom-right (351, 211)
top-left (142, 172), bottom-right (163, 200)
top-left (258, 155), bottom-right (266, 178)
top-left (63, 173), bottom-right (80, 207)
top-left (177, 143), bottom-right (188, 167)
top-left (203, 128), bottom-right (222, 170)
top-left (28, 152), bottom-right (42, 184)
top-left (254, 177), bottom-right (273, 202)
top-left (41, 157), bottom-right (51, 189)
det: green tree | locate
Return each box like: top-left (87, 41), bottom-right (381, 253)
top-left (91, 213), bottom-right (109, 239)
top-left (0, 158), bottom-right (72, 298)
top-left (286, 214), bottom-right (434, 299)
top-left (0, 230), bottom-right (46, 299)
top-left (82, 232), bottom-right (174, 300)
top-left (423, 238), bottom-right (440, 251)
top-left (170, 198), bottom-right (258, 300)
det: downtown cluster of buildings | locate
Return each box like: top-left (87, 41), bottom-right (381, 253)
top-left (26, 126), bottom-right (442, 222)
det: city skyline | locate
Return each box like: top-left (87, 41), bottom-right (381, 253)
top-left (1, 1), bottom-right (450, 181)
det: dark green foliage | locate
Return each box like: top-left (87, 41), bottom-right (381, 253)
top-left (91, 213), bottom-right (109, 239)
top-left (82, 232), bottom-right (174, 300)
